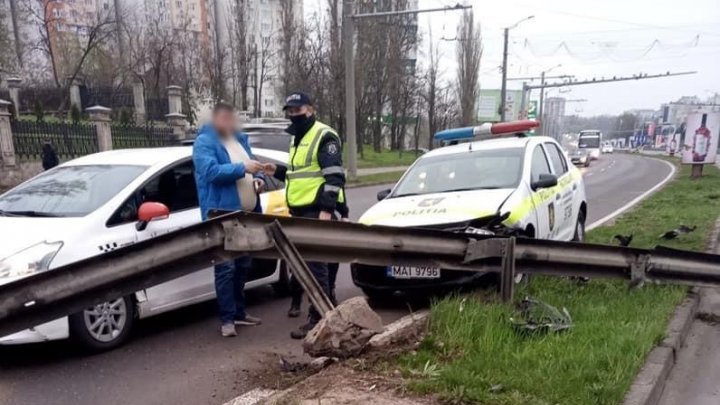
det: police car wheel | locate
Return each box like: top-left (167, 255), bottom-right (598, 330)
top-left (573, 212), bottom-right (586, 242)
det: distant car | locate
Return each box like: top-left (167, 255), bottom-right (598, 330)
top-left (570, 149), bottom-right (591, 167)
top-left (601, 144), bottom-right (614, 154)
top-left (0, 147), bottom-right (289, 350)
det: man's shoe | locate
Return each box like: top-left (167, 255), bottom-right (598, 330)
top-left (290, 322), bottom-right (315, 340)
top-left (287, 305), bottom-right (301, 318)
top-left (235, 315), bottom-right (262, 326)
top-left (221, 323), bottom-right (237, 337)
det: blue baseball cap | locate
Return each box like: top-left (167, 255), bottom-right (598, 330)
top-left (283, 92), bottom-right (312, 110)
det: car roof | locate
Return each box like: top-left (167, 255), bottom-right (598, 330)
top-left (423, 135), bottom-right (556, 158)
top-left (60, 146), bottom-right (287, 168)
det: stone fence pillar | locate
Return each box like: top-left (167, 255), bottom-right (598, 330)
top-left (68, 77), bottom-right (83, 111)
top-left (0, 100), bottom-right (15, 167)
top-left (166, 112), bottom-right (188, 140)
top-left (6, 77), bottom-right (21, 119)
top-left (167, 85), bottom-right (182, 115)
top-left (132, 82), bottom-right (146, 125)
top-left (87, 106), bottom-right (113, 152)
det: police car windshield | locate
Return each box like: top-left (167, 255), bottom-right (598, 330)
top-left (392, 147), bottom-right (524, 198)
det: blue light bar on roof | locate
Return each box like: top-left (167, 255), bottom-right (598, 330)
top-left (433, 126), bottom-right (475, 142)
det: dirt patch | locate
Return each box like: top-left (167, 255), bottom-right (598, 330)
top-left (262, 362), bottom-right (437, 405)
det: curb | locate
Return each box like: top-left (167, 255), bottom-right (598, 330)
top-left (622, 291), bottom-right (700, 405)
top-left (622, 217), bottom-right (720, 405)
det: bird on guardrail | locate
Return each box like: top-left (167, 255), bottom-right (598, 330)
top-left (613, 234), bottom-right (633, 247)
top-left (659, 225), bottom-right (696, 240)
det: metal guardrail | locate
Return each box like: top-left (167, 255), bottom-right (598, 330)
top-left (0, 212), bottom-right (719, 337)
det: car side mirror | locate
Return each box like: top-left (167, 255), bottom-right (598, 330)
top-left (136, 202), bottom-right (170, 231)
top-left (531, 173), bottom-right (558, 191)
top-left (377, 188), bottom-right (391, 201)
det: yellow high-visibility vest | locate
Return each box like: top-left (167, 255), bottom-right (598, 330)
top-left (286, 120), bottom-right (346, 208)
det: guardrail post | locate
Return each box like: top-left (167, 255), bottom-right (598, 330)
top-left (0, 99), bottom-right (16, 167)
top-left (87, 105), bottom-right (113, 151)
top-left (265, 221), bottom-right (335, 316)
top-left (500, 237), bottom-right (516, 303)
top-left (6, 77), bottom-right (21, 119)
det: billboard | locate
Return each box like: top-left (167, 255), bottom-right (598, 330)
top-left (681, 112), bottom-right (720, 165)
top-left (476, 89), bottom-right (524, 122)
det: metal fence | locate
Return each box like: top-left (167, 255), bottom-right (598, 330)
top-left (81, 86), bottom-right (134, 110)
top-left (145, 97), bottom-right (169, 122)
top-left (112, 123), bottom-right (179, 149)
top-left (18, 87), bottom-right (66, 113)
top-left (11, 121), bottom-right (98, 161)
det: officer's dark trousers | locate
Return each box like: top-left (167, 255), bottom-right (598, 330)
top-left (289, 208), bottom-right (333, 324)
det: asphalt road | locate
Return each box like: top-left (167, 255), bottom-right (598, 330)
top-left (0, 153), bottom-right (673, 405)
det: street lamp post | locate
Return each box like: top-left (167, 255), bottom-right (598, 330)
top-left (499, 15), bottom-right (533, 122)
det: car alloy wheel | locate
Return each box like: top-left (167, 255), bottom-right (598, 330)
top-left (83, 298), bottom-right (128, 343)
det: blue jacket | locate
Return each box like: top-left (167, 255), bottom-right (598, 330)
top-left (192, 124), bottom-right (261, 220)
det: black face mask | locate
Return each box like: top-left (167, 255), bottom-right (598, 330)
top-left (289, 114), bottom-right (311, 126)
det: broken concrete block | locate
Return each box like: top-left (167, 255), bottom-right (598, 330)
top-left (303, 297), bottom-right (384, 358)
top-left (368, 310), bottom-right (429, 349)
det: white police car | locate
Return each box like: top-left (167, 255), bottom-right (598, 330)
top-left (351, 121), bottom-right (587, 297)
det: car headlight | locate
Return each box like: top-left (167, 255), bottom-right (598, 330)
top-left (465, 226), bottom-right (495, 236)
top-left (580, 156), bottom-right (587, 163)
top-left (0, 242), bottom-right (63, 285)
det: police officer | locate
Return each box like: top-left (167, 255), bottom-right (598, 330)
top-left (263, 92), bottom-right (347, 339)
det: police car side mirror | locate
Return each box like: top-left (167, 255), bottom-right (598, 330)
top-left (531, 174), bottom-right (558, 191)
top-left (377, 189), bottom-right (392, 201)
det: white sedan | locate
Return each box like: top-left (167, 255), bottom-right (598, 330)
top-left (352, 132), bottom-right (588, 296)
top-left (0, 147), bottom-right (289, 350)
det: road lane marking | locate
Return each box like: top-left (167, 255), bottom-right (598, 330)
top-left (587, 158), bottom-right (676, 231)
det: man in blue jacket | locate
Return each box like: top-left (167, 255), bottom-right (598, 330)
top-left (193, 103), bottom-right (264, 337)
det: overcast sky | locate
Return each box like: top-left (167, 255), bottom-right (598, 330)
top-left (307, 0), bottom-right (720, 117)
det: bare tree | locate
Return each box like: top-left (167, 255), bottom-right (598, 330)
top-left (0, 1), bottom-right (17, 78)
top-left (277, 0), bottom-right (296, 99)
top-left (20, 0), bottom-right (117, 111)
top-left (456, 10), bottom-right (482, 126)
top-left (250, 34), bottom-right (274, 117)
top-left (226, 0), bottom-right (251, 110)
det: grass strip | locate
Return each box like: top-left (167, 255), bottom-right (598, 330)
top-left (347, 171), bottom-right (405, 188)
top-left (399, 159), bottom-right (720, 405)
top-left (351, 148), bottom-right (421, 169)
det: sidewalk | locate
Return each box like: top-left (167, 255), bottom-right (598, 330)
top-left (657, 218), bottom-right (720, 405)
top-left (356, 166), bottom-right (409, 176)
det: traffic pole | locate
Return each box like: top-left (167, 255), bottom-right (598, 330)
top-left (499, 27), bottom-right (509, 122)
top-left (343, 0), bottom-right (357, 180)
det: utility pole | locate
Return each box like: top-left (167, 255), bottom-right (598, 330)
top-left (499, 16), bottom-right (533, 122)
top-left (500, 28), bottom-right (509, 121)
top-left (524, 70), bottom-right (697, 136)
top-left (342, 0), bottom-right (356, 179)
top-left (343, 2), bottom-right (471, 180)
top-left (538, 71), bottom-right (545, 135)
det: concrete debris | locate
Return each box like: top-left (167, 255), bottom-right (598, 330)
top-left (309, 356), bottom-right (339, 370)
top-left (369, 310), bottom-right (430, 349)
top-left (303, 296), bottom-right (384, 358)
